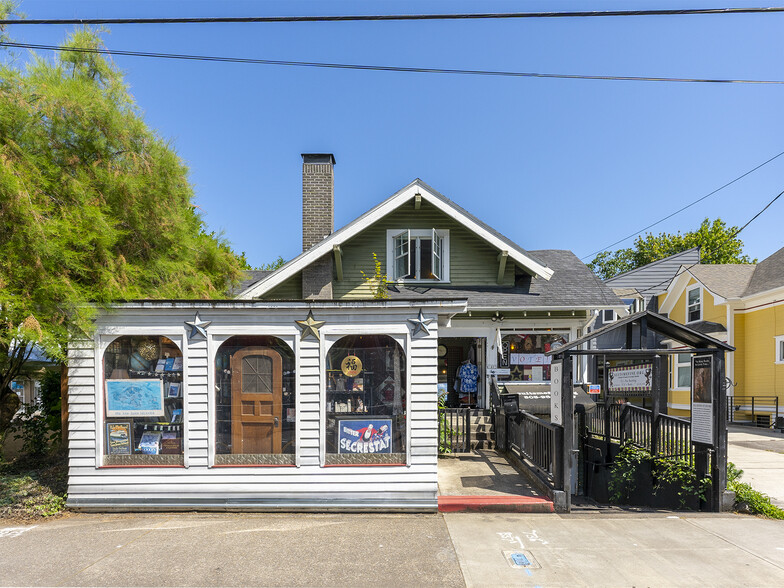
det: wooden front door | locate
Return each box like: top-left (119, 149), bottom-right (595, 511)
top-left (230, 347), bottom-right (282, 454)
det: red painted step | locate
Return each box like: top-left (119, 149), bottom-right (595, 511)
top-left (438, 495), bottom-right (554, 513)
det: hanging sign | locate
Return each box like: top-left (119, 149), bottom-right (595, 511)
top-left (550, 360), bottom-right (563, 425)
top-left (691, 355), bottom-right (713, 445)
top-left (607, 363), bottom-right (653, 394)
top-left (341, 355), bottom-right (363, 377)
top-left (338, 419), bottom-right (392, 453)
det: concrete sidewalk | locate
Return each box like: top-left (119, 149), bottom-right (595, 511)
top-left (728, 425), bottom-right (784, 507)
top-left (3, 510), bottom-right (784, 587)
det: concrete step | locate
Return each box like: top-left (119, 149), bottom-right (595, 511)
top-left (470, 440), bottom-right (495, 450)
top-left (438, 495), bottom-right (553, 513)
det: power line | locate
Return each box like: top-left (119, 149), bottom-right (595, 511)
top-left (581, 149), bottom-right (784, 260)
top-left (2, 7), bottom-right (784, 25)
top-left (634, 188), bottom-right (784, 295)
top-left (4, 41), bottom-right (784, 85)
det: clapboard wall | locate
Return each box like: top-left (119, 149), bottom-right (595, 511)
top-left (66, 300), bottom-right (463, 511)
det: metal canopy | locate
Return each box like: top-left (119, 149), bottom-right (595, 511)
top-left (546, 310), bottom-right (734, 355)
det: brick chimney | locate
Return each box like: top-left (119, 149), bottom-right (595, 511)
top-left (301, 153), bottom-right (335, 299)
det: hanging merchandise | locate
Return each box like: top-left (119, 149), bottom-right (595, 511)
top-left (341, 354), bottom-right (363, 377)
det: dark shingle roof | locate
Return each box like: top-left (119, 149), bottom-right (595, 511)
top-left (229, 270), bottom-right (272, 296)
top-left (744, 246), bottom-right (784, 296)
top-left (385, 250), bottom-right (622, 309)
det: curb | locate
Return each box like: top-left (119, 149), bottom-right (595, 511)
top-left (438, 495), bottom-right (554, 513)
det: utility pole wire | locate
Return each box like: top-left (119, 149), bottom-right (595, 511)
top-left (634, 188), bottom-right (784, 295)
top-left (581, 150), bottom-right (784, 260)
top-left (1, 7), bottom-right (784, 25)
top-left (3, 41), bottom-right (784, 85)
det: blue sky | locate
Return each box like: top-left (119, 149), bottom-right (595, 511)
top-left (6, 0), bottom-right (784, 268)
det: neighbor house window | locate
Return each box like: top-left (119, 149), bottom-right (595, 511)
top-left (776, 335), bottom-right (784, 365)
top-left (214, 336), bottom-right (295, 465)
top-left (687, 286), bottom-right (701, 323)
top-left (602, 309), bottom-right (616, 323)
top-left (497, 332), bottom-right (569, 383)
top-left (325, 335), bottom-right (406, 465)
top-left (387, 229), bottom-right (449, 281)
top-left (674, 352), bottom-right (691, 388)
top-left (102, 335), bottom-right (184, 466)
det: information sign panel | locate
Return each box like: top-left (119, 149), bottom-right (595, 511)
top-left (691, 355), bottom-right (713, 445)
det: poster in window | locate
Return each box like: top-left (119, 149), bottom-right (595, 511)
top-left (106, 422), bottom-right (132, 455)
top-left (691, 355), bottom-right (713, 445)
top-left (338, 419), bottom-right (393, 454)
top-left (105, 379), bottom-right (165, 417)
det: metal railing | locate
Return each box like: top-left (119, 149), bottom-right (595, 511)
top-left (508, 411), bottom-right (563, 487)
top-left (616, 403), bottom-right (695, 466)
top-left (438, 408), bottom-right (471, 454)
top-left (728, 395), bottom-right (780, 427)
top-left (586, 402), bottom-right (623, 440)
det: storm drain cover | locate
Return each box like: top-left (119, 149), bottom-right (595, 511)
top-left (504, 550), bottom-right (540, 569)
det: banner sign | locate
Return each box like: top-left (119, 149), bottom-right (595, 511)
top-left (607, 364), bottom-right (653, 394)
top-left (691, 355), bottom-right (713, 445)
top-left (510, 353), bottom-right (552, 366)
top-left (338, 419), bottom-right (393, 454)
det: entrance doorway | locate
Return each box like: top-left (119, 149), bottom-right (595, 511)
top-left (438, 337), bottom-right (484, 408)
top-left (230, 347), bottom-right (283, 454)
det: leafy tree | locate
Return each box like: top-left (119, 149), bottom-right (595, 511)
top-left (259, 255), bottom-right (287, 271)
top-left (588, 218), bottom-right (757, 280)
top-left (0, 28), bottom-right (245, 441)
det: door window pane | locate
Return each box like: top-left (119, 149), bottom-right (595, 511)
top-left (496, 333), bottom-right (568, 382)
top-left (215, 336), bottom-right (295, 465)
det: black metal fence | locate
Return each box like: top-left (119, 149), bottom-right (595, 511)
top-left (438, 408), bottom-right (471, 454)
top-left (506, 411), bottom-right (563, 488)
top-left (586, 403), bottom-right (623, 441)
top-left (727, 395), bottom-right (780, 428)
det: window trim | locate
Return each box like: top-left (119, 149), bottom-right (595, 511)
top-left (319, 327), bottom-right (410, 467)
top-left (775, 335), bottom-right (784, 365)
top-left (686, 285), bottom-right (702, 324)
top-left (386, 229), bottom-right (450, 283)
top-left (672, 351), bottom-right (692, 391)
top-left (96, 331), bottom-right (187, 469)
top-left (602, 309), bottom-right (617, 323)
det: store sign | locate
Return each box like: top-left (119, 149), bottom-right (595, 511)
top-left (691, 355), bottom-right (713, 445)
top-left (499, 341), bottom-right (510, 368)
top-left (341, 355), bottom-right (363, 377)
top-left (607, 364), bottom-right (653, 393)
top-left (338, 419), bottom-right (392, 454)
top-left (487, 367), bottom-right (511, 376)
top-left (588, 384), bottom-right (601, 395)
top-left (550, 360), bottom-right (563, 425)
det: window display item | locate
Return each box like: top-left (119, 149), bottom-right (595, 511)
top-left (106, 379), bottom-right (164, 418)
top-left (106, 423), bottom-right (132, 455)
top-left (138, 431), bottom-right (162, 455)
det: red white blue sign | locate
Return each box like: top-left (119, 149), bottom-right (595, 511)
top-left (338, 419), bottom-right (393, 454)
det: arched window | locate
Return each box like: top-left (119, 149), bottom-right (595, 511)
top-left (102, 336), bottom-right (184, 466)
top-left (215, 336), bottom-right (295, 465)
top-left (325, 335), bottom-right (406, 465)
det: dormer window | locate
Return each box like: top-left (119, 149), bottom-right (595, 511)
top-left (387, 229), bottom-right (449, 282)
top-left (687, 286), bottom-right (701, 323)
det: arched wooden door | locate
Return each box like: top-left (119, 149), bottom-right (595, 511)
top-left (230, 347), bottom-right (283, 454)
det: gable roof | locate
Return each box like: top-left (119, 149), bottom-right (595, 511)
top-left (604, 247), bottom-right (700, 298)
top-left (381, 249), bottom-right (625, 310)
top-left (744, 245), bottom-right (784, 296)
top-left (237, 179), bottom-right (554, 299)
top-left (687, 264), bottom-right (756, 299)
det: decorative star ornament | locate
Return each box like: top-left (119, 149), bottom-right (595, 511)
top-left (407, 309), bottom-right (434, 337)
top-left (185, 312), bottom-right (211, 341)
top-left (296, 310), bottom-right (325, 341)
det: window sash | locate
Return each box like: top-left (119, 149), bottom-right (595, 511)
top-left (675, 353), bottom-right (691, 388)
top-left (431, 228), bottom-right (442, 281)
top-left (393, 230), bottom-right (410, 280)
top-left (687, 288), bottom-right (701, 322)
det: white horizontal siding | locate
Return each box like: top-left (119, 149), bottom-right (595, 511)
top-left (67, 306), bottom-right (451, 510)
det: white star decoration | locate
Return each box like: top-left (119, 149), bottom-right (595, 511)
top-left (185, 312), bottom-right (212, 341)
top-left (407, 309), bottom-right (434, 337)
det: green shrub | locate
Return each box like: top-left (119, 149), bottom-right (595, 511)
top-left (12, 401), bottom-right (58, 456)
top-left (727, 462), bottom-right (784, 520)
top-left (609, 441), bottom-right (652, 503)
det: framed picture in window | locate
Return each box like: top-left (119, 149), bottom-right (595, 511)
top-left (106, 379), bottom-right (165, 417)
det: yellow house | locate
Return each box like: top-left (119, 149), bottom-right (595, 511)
top-left (658, 246), bottom-right (784, 424)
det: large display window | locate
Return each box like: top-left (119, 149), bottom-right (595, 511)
top-left (497, 332), bottom-right (568, 383)
top-left (214, 336), bottom-right (295, 465)
top-left (102, 335), bottom-right (184, 466)
top-left (325, 335), bottom-right (406, 465)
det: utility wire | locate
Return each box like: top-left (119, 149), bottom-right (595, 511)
top-left (581, 149), bottom-right (784, 260)
top-left (2, 7), bottom-right (784, 25)
top-left (3, 41), bottom-right (784, 85)
top-left (633, 188), bottom-right (784, 295)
